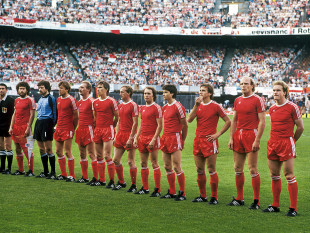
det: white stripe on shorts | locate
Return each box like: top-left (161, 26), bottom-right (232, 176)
top-left (290, 137), bottom-right (296, 157)
top-left (176, 133), bottom-right (182, 150)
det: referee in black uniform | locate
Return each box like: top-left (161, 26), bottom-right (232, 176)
top-left (0, 83), bottom-right (15, 174)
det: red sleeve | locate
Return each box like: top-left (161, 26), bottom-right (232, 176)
top-left (217, 103), bottom-right (227, 118)
top-left (256, 96), bottom-right (265, 113)
top-left (175, 102), bottom-right (186, 119)
top-left (291, 103), bottom-right (302, 121)
top-left (131, 102), bottom-right (139, 117)
top-left (155, 104), bottom-right (162, 118)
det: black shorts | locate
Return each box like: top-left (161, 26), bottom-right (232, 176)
top-left (0, 127), bottom-right (11, 137)
top-left (33, 118), bottom-right (54, 141)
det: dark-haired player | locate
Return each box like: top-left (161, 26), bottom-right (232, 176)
top-left (188, 83), bottom-right (231, 204)
top-left (228, 77), bottom-right (265, 209)
top-left (0, 83), bottom-right (14, 174)
top-left (9, 82), bottom-right (36, 176)
top-left (91, 81), bottom-right (119, 187)
top-left (160, 84), bottom-right (188, 201)
top-left (34, 80), bottom-right (57, 179)
top-left (263, 81), bottom-right (304, 217)
top-left (112, 85), bottom-right (139, 192)
top-left (54, 81), bottom-right (78, 182)
top-left (133, 87), bottom-right (162, 196)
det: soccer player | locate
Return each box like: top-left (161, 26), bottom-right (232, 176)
top-left (188, 84), bottom-right (231, 204)
top-left (160, 85), bottom-right (188, 201)
top-left (112, 85), bottom-right (139, 192)
top-left (92, 81), bottom-right (119, 187)
top-left (228, 77), bottom-right (266, 209)
top-left (34, 80), bottom-right (57, 179)
top-left (54, 81), bottom-right (78, 182)
top-left (133, 87), bottom-right (162, 196)
top-left (75, 81), bottom-right (97, 184)
top-left (263, 81), bottom-right (304, 217)
top-left (0, 83), bottom-right (14, 174)
top-left (9, 82), bottom-right (36, 176)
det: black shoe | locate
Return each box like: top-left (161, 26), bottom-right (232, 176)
top-left (90, 180), bottom-right (106, 186)
top-left (249, 199), bottom-right (260, 210)
top-left (150, 188), bottom-right (161, 197)
top-left (86, 177), bottom-right (97, 185)
top-left (24, 170), bottom-right (35, 177)
top-left (35, 172), bottom-right (48, 178)
top-left (227, 197), bottom-right (244, 206)
top-left (262, 205), bottom-right (280, 213)
top-left (75, 177), bottom-right (90, 183)
top-left (192, 196), bottom-right (208, 203)
top-left (106, 179), bottom-right (115, 189)
top-left (66, 176), bottom-right (75, 182)
top-left (134, 186), bottom-right (149, 194)
top-left (174, 191), bottom-right (186, 201)
top-left (56, 174), bottom-right (67, 180)
top-left (112, 181), bottom-right (127, 190)
top-left (127, 184), bottom-right (137, 193)
top-left (2, 169), bottom-right (11, 175)
top-left (46, 172), bottom-right (57, 180)
top-left (286, 208), bottom-right (297, 217)
top-left (12, 170), bottom-right (25, 176)
top-left (160, 189), bottom-right (176, 199)
top-left (209, 197), bottom-right (218, 205)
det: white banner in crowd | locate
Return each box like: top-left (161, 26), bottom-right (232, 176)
top-left (2, 17), bottom-right (310, 36)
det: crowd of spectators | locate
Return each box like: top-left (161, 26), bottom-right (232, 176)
top-left (70, 42), bottom-right (225, 86)
top-left (231, 0), bottom-right (308, 28)
top-left (0, 39), bottom-right (83, 83)
top-left (226, 47), bottom-right (299, 88)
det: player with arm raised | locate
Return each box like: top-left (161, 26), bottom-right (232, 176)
top-left (54, 81), bottom-right (78, 182)
top-left (133, 87), bottom-right (163, 196)
top-left (227, 77), bottom-right (266, 209)
top-left (160, 85), bottom-right (188, 201)
top-left (188, 83), bottom-right (231, 204)
top-left (263, 81), bottom-right (304, 217)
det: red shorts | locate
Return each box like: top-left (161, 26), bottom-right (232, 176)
top-left (160, 133), bottom-right (183, 154)
top-left (233, 129), bottom-right (257, 153)
top-left (53, 129), bottom-right (74, 142)
top-left (75, 126), bottom-right (94, 146)
top-left (138, 135), bottom-right (161, 153)
top-left (93, 126), bottom-right (115, 144)
top-left (193, 136), bottom-right (219, 157)
top-left (114, 131), bottom-right (135, 150)
top-left (12, 124), bottom-right (28, 145)
top-left (267, 137), bottom-right (296, 161)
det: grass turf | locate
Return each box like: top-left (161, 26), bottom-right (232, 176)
top-left (0, 117), bottom-right (309, 232)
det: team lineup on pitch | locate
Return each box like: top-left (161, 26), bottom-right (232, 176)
top-left (0, 79), bottom-right (304, 218)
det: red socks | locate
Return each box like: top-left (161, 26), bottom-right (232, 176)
top-left (115, 163), bottom-right (125, 184)
top-left (153, 166), bottom-right (161, 192)
top-left (80, 159), bottom-right (88, 180)
top-left (141, 167), bottom-right (149, 190)
top-left (251, 173), bottom-right (260, 203)
top-left (58, 156), bottom-right (67, 177)
top-left (16, 154), bottom-right (24, 172)
top-left (287, 177), bottom-right (298, 211)
top-left (97, 158), bottom-right (106, 182)
top-left (272, 176), bottom-right (281, 207)
top-left (235, 171), bottom-right (244, 200)
top-left (210, 171), bottom-right (218, 199)
top-left (166, 170), bottom-right (176, 195)
top-left (68, 157), bottom-right (75, 178)
top-left (91, 160), bottom-right (98, 180)
top-left (106, 159), bottom-right (115, 181)
top-left (197, 173), bottom-right (207, 198)
top-left (177, 171), bottom-right (185, 195)
top-left (130, 167), bottom-right (137, 186)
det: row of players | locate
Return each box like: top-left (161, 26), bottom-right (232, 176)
top-left (0, 78), bottom-right (304, 217)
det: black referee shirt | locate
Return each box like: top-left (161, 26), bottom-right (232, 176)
top-left (0, 94), bottom-right (15, 129)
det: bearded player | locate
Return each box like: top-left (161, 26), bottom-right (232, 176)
top-left (263, 81), bottom-right (304, 217)
top-left (188, 83), bottom-right (231, 204)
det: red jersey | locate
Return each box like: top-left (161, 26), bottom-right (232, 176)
top-left (118, 100), bottom-right (139, 132)
top-left (14, 96), bottom-right (36, 125)
top-left (92, 96), bottom-right (118, 128)
top-left (56, 95), bottom-right (78, 130)
top-left (269, 100), bottom-right (301, 139)
top-left (195, 100), bottom-right (226, 136)
top-left (162, 101), bottom-right (186, 135)
top-left (77, 96), bottom-right (95, 128)
top-left (234, 94), bottom-right (265, 130)
top-left (140, 102), bottom-right (162, 136)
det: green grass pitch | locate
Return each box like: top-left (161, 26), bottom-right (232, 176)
top-left (1, 117), bottom-right (309, 232)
